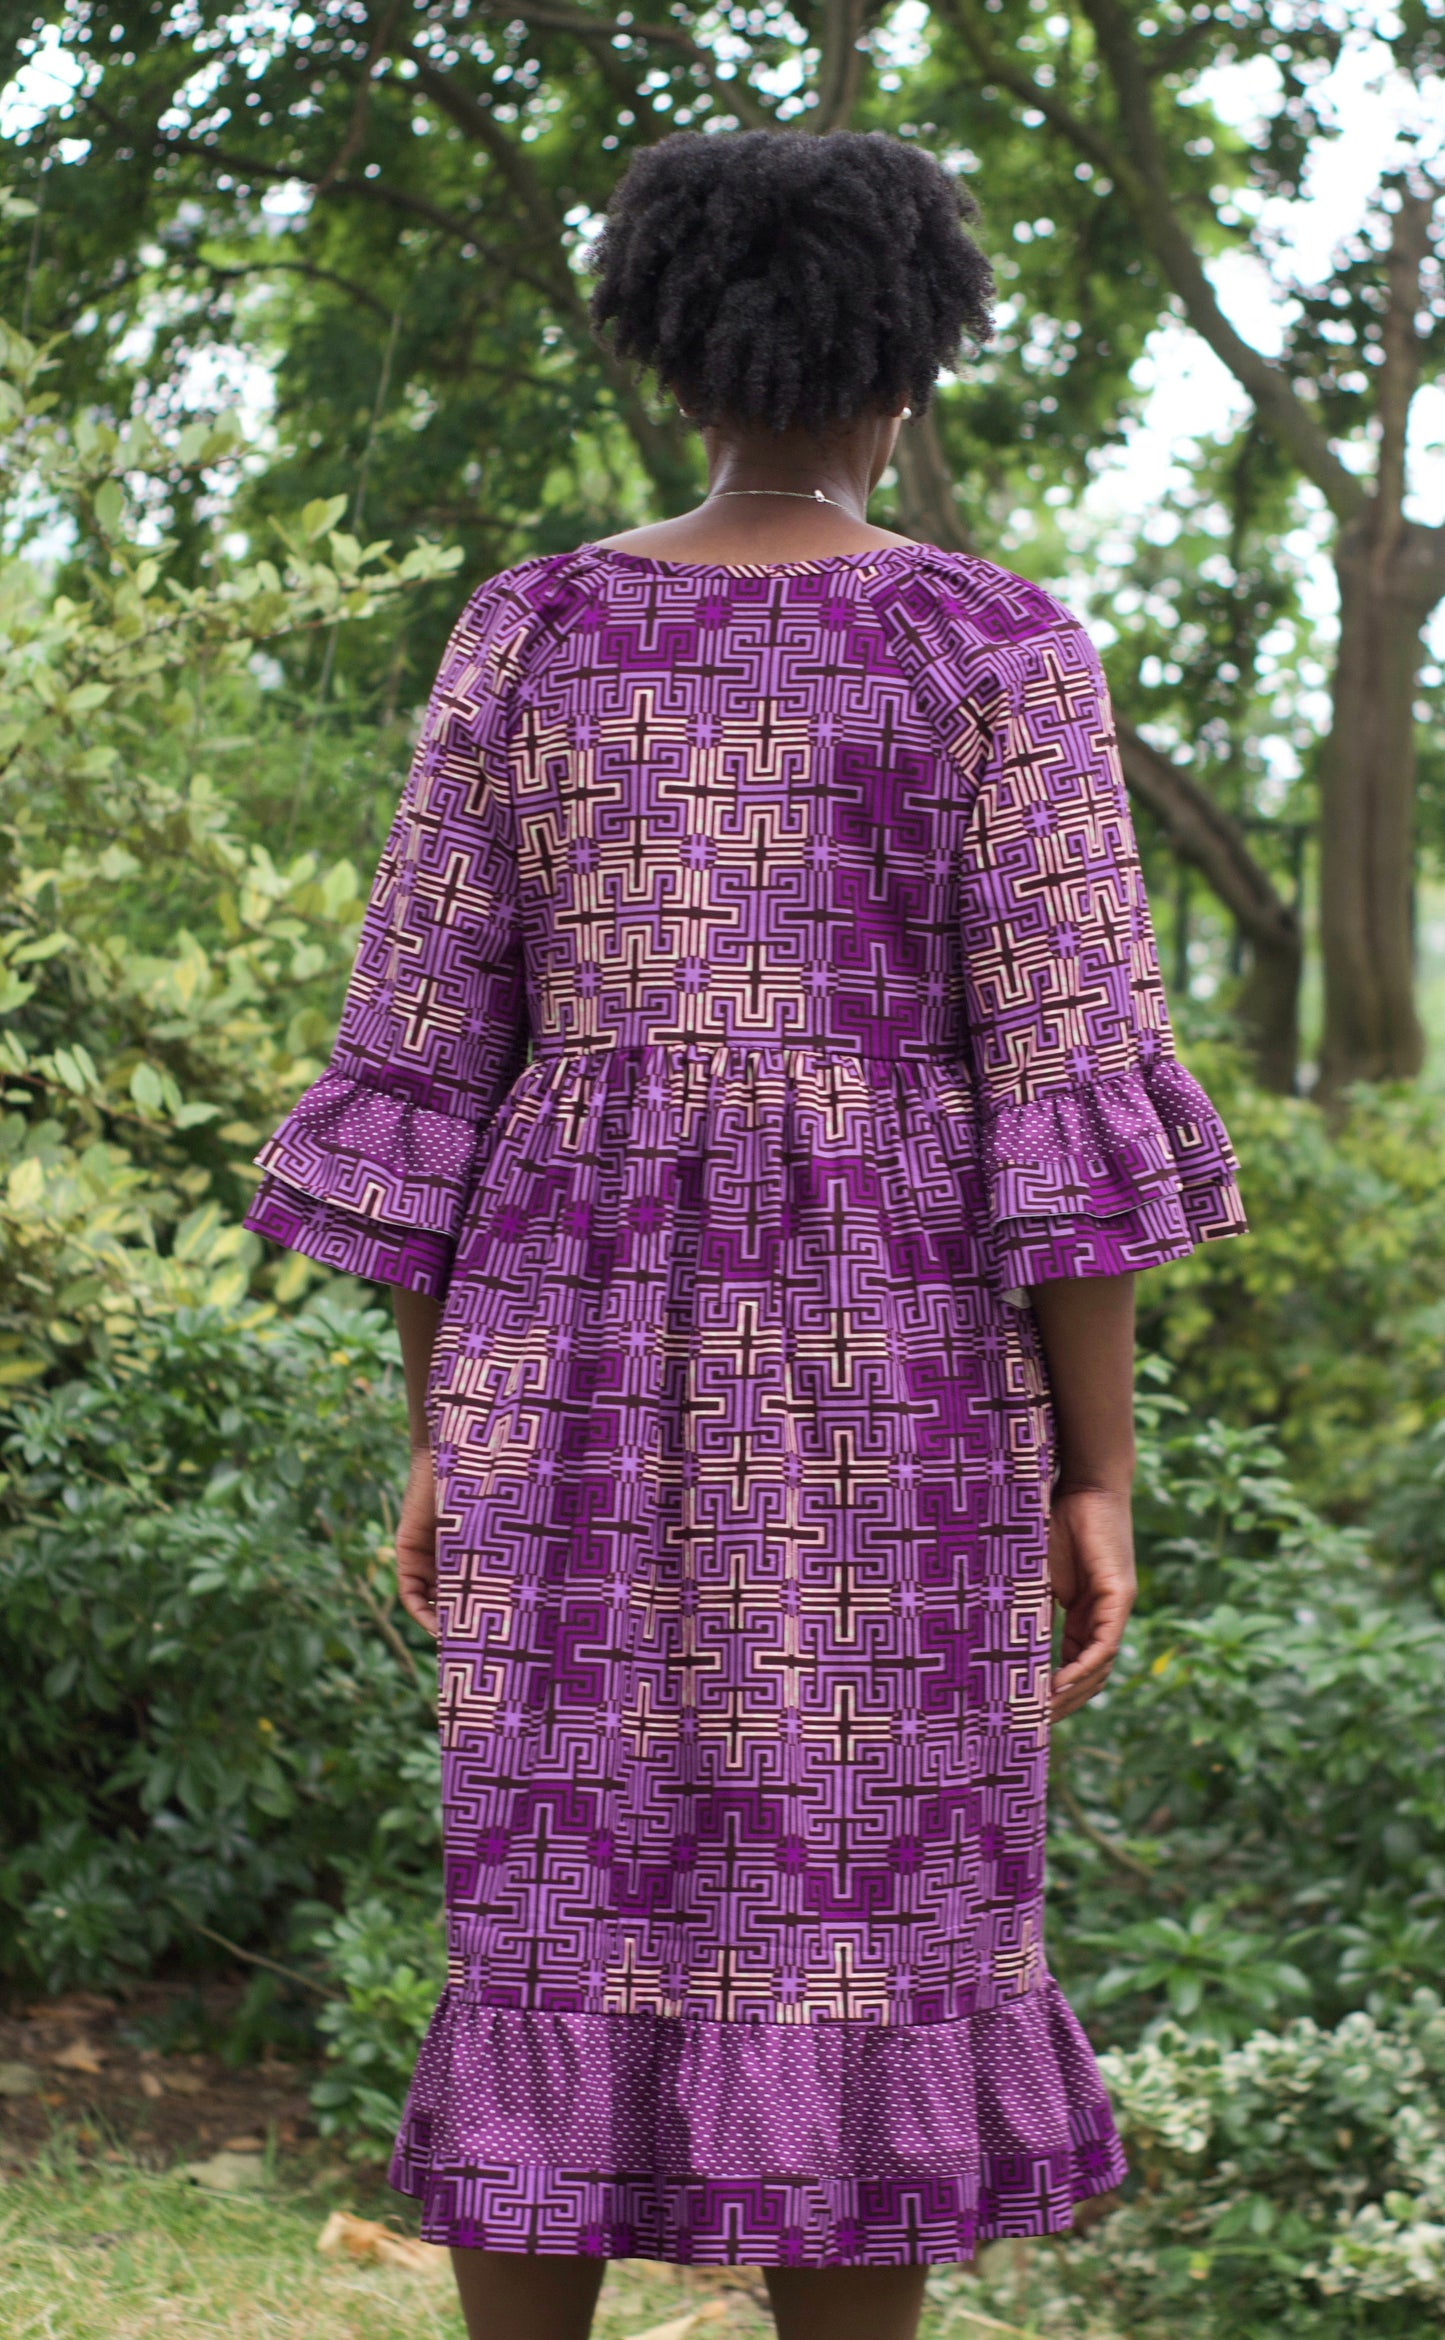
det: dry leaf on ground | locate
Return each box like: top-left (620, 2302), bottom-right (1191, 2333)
top-left (182, 2152), bottom-right (267, 2194)
top-left (0, 2063), bottom-right (41, 2097)
top-left (316, 2209), bottom-right (450, 2275)
top-left (23, 1994), bottom-right (116, 2024)
top-left (52, 2038), bottom-right (106, 2074)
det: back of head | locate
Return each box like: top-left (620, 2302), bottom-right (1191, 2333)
top-left (586, 128), bottom-right (994, 436)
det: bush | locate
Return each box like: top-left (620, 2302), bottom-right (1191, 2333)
top-left (0, 1298), bottom-right (434, 1993)
top-left (0, 311), bottom-right (459, 1383)
top-left (1139, 1044), bottom-right (1445, 1521)
top-left (1071, 1993), bottom-right (1445, 2335)
top-left (298, 1894), bottom-right (445, 2159)
top-left (1049, 1375), bottom-right (1445, 2042)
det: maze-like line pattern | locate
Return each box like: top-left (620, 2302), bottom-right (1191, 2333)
top-left (246, 540), bottom-right (1243, 2263)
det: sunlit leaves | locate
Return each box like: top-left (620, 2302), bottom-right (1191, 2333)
top-left (0, 313), bottom-right (455, 1384)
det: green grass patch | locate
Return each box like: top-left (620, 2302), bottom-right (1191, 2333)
top-left (0, 2138), bottom-right (1104, 2339)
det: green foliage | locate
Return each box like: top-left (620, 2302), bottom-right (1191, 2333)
top-left (1050, 1384), bottom-right (1445, 2044)
top-left (1137, 1044), bottom-right (1445, 1517)
top-left (0, 1299), bottom-right (436, 1992)
top-left (1070, 1995), bottom-right (1445, 2335)
top-left (0, 315), bottom-right (459, 1380)
top-left (299, 1895), bottom-right (446, 2160)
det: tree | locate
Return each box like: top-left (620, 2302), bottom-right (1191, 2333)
top-left (8, 2), bottom-right (1424, 1091)
top-left (932, 0), bottom-right (1445, 1094)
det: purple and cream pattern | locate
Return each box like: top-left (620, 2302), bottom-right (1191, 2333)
top-left (246, 539), bottom-right (1245, 2267)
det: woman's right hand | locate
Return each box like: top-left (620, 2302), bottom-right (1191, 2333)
top-left (396, 1445), bottom-right (440, 1638)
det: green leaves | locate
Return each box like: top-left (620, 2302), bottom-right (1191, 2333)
top-left (300, 496), bottom-right (348, 543)
top-left (1089, 1905), bottom-right (1313, 2038)
top-left (92, 479), bottom-right (124, 539)
top-left (0, 309), bottom-right (448, 1379)
top-left (1053, 1392), bottom-right (1445, 2063)
top-left (0, 1301), bottom-right (435, 2002)
top-left (298, 1893), bottom-right (446, 2156)
top-left (1079, 1995), bottom-right (1445, 2331)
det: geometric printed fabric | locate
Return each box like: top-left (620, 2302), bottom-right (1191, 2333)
top-left (246, 539), bottom-right (1246, 2265)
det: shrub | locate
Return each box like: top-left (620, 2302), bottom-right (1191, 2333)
top-left (0, 1298), bottom-right (434, 1992)
top-left (1049, 1379), bottom-right (1445, 2040)
top-left (1139, 1043), bottom-right (1445, 1521)
top-left (1070, 1993), bottom-right (1445, 2335)
top-left (298, 1894), bottom-right (446, 2159)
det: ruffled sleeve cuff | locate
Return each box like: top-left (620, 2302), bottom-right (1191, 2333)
top-left (244, 1174), bottom-right (455, 1298)
top-left (982, 1057), bottom-right (1247, 1299)
top-left (242, 1068), bottom-right (484, 1299)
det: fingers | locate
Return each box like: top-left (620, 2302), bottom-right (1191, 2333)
top-left (396, 1444), bottom-right (439, 1637)
top-left (396, 1550), bottom-right (439, 1639)
top-left (1049, 1647), bottom-right (1115, 1721)
top-left (1050, 1583), bottom-right (1132, 1719)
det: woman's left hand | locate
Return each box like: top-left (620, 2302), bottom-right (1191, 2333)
top-left (1048, 1484), bottom-right (1136, 1722)
top-left (396, 1445), bottom-right (440, 1638)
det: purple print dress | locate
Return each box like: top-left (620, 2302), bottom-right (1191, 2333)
top-left (245, 539), bottom-right (1245, 2267)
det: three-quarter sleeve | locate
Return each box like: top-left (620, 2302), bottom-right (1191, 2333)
top-left (244, 571), bottom-right (534, 1300)
top-left (957, 615), bottom-right (1246, 1295)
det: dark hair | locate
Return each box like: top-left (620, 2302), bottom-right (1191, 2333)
top-left (585, 128), bottom-right (994, 435)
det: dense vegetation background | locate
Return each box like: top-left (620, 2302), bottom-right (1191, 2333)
top-left (1, 4), bottom-right (1444, 2333)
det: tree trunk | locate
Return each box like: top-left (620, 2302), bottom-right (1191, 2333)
top-left (891, 410), bottom-right (973, 552)
top-left (1236, 936), bottom-right (1304, 1099)
top-left (1317, 521), bottom-right (1439, 1094)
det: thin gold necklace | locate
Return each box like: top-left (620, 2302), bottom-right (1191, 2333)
top-left (707, 486), bottom-right (857, 516)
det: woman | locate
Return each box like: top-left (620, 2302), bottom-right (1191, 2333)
top-left (246, 128), bottom-right (1244, 2340)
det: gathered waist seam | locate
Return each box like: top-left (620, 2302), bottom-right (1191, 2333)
top-left (528, 1040), bottom-right (971, 1065)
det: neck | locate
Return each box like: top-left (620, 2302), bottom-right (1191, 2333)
top-left (700, 415), bottom-right (890, 521)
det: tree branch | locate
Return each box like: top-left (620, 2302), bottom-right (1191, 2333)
top-left (405, 50), bottom-right (697, 500)
top-left (891, 408), bottom-right (974, 552)
top-left (1076, 0), bottom-right (1368, 524)
top-left (1375, 183), bottom-right (1438, 554)
top-left (177, 1917), bottom-right (340, 1997)
top-left (809, 0), bottom-right (871, 133)
top-left (314, 0), bottom-right (408, 194)
top-left (1055, 1779), bottom-right (1159, 1885)
top-left (196, 255), bottom-right (395, 321)
top-left (940, 0), bottom-right (1369, 524)
top-left (1116, 718), bottom-right (1299, 959)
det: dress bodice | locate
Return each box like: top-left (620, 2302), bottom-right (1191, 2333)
top-left (511, 545), bottom-right (977, 1064)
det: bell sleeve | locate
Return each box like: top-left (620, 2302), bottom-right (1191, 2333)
top-left (243, 572), bottom-right (532, 1301)
top-left (957, 614), bottom-right (1247, 1297)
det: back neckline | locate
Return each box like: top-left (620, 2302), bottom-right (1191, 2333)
top-left (577, 539), bottom-right (932, 579)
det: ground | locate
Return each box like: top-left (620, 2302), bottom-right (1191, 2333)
top-left (0, 1981), bottom-right (1099, 2339)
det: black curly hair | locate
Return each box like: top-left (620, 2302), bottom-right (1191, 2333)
top-left (586, 128), bottom-right (995, 436)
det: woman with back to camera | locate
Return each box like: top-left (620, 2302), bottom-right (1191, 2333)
top-left (246, 128), bottom-right (1246, 2340)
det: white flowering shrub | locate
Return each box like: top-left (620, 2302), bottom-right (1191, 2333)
top-left (1061, 1993), bottom-right (1445, 2335)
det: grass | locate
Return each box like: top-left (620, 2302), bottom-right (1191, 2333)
top-left (0, 2138), bottom-right (1102, 2340)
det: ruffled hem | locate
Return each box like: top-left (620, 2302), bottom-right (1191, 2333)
top-left (983, 1056), bottom-right (1246, 1295)
top-left (251, 1068), bottom-right (482, 1240)
top-left (244, 1173), bottom-right (454, 1297)
top-left (386, 1979), bottom-right (1127, 2264)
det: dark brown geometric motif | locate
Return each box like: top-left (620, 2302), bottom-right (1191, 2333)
top-left (247, 539), bottom-right (1245, 2266)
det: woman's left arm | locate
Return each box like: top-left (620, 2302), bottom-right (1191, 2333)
top-left (393, 1286), bottom-right (443, 1637)
top-left (1029, 1271), bottom-right (1137, 1723)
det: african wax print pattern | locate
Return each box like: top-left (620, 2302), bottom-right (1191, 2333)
top-left (247, 539), bottom-right (1244, 2265)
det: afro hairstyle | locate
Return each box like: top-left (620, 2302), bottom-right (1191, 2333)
top-left (585, 127), bottom-right (994, 436)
